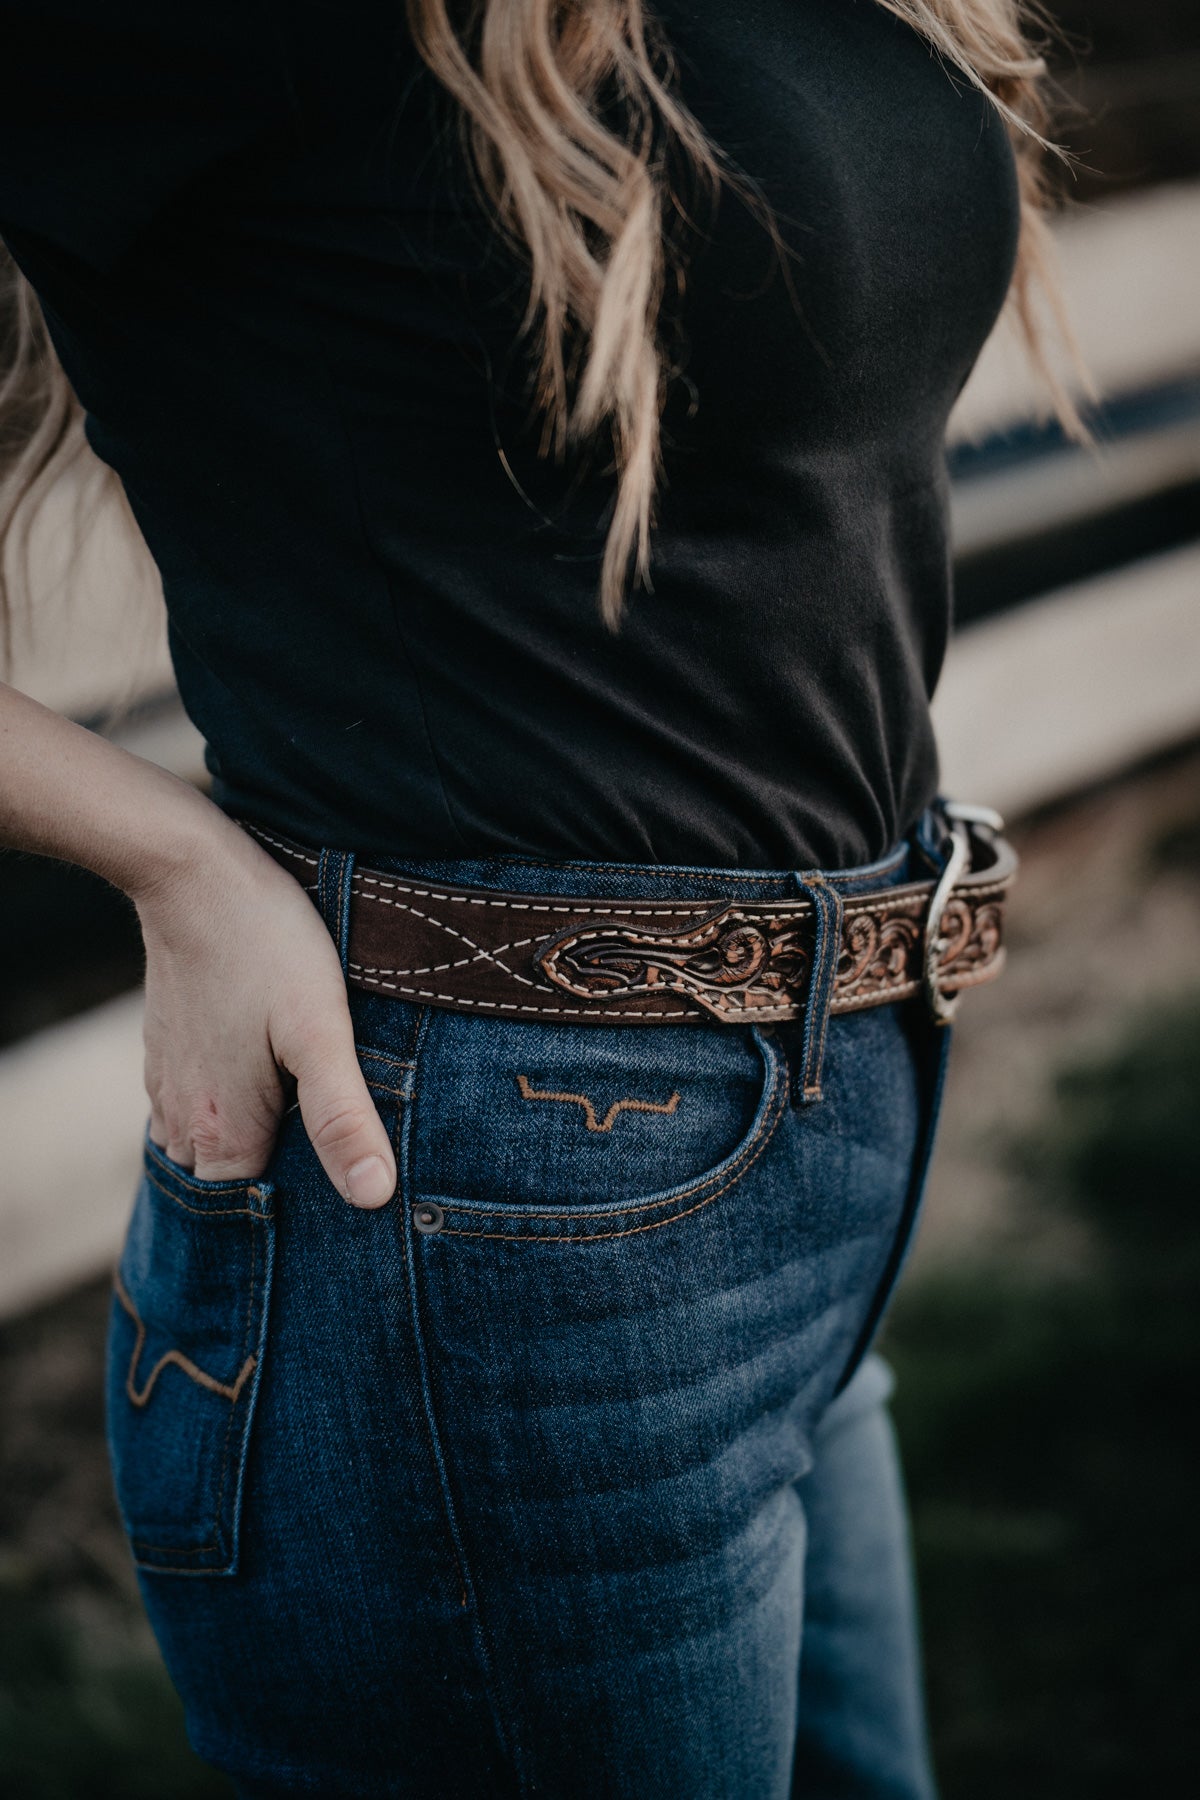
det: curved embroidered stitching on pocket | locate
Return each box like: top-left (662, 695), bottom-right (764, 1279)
top-left (114, 1267), bottom-right (257, 1407)
top-left (114, 1173), bottom-right (274, 1575)
top-left (440, 1072), bottom-right (789, 1243)
top-left (431, 1041), bottom-right (783, 1223)
top-left (515, 1075), bottom-right (681, 1133)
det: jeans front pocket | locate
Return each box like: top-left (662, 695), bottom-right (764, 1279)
top-left (105, 1131), bottom-right (276, 1576)
top-left (410, 1009), bottom-right (789, 1244)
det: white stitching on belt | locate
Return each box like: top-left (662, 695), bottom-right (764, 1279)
top-left (350, 897), bottom-right (544, 987)
top-left (352, 871), bottom-right (772, 919)
top-left (247, 825), bottom-right (320, 868)
top-left (354, 934), bottom-right (540, 982)
top-left (345, 965), bottom-right (799, 1020)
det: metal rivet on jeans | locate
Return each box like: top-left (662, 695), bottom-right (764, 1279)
top-left (413, 1201), bottom-right (445, 1235)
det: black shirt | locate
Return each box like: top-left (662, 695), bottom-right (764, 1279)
top-left (0, 0), bottom-right (1020, 870)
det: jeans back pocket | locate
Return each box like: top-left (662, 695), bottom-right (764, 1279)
top-left (105, 1132), bottom-right (276, 1576)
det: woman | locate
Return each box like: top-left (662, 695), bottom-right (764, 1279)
top-left (0, 3), bottom-right (1070, 1795)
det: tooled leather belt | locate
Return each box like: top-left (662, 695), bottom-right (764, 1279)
top-left (240, 806), bottom-right (1017, 1028)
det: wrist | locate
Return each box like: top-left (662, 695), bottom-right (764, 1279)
top-left (123, 778), bottom-right (264, 913)
top-left (0, 681), bottom-right (267, 907)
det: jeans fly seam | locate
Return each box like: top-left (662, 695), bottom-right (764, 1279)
top-left (398, 1006), bottom-right (526, 1789)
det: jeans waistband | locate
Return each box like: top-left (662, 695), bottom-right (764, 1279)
top-left (316, 831), bottom-right (920, 906)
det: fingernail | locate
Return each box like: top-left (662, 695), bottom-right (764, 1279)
top-left (345, 1155), bottom-right (394, 1208)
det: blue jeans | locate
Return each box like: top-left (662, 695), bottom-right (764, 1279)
top-left (106, 831), bottom-right (951, 1799)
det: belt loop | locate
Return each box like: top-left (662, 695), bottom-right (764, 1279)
top-left (790, 873), bottom-right (844, 1106)
top-left (316, 848), bottom-right (357, 977)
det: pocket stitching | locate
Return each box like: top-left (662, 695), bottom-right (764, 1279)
top-left (437, 1043), bottom-right (788, 1243)
top-left (142, 1167), bottom-right (271, 1219)
top-left (354, 1042), bottom-right (416, 1073)
top-left (204, 1217), bottom-right (259, 1566)
top-left (142, 1137), bottom-right (268, 1198)
top-left (131, 1539), bottom-right (220, 1558)
top-left (114, 1267), bottom-right (257, 1407)
top-left (430, 1032), bottom-right (783, 1223)
top-left (117, 1200), bottom-right (270, 1572)
top-left (364, 1079), bottom-right (411, 1101)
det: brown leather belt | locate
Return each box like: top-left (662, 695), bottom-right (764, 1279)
top-left (241, 808), bottom-right (1017, 1028)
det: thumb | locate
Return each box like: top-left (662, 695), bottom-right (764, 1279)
top-left (285, 1014), bottom-right (397, 1209)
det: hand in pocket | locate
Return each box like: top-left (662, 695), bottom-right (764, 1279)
top-left (135, 822), bottom-right (396, 1207)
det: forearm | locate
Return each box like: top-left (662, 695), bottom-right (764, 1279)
top-left (0, 678), bottom-right (250, 900)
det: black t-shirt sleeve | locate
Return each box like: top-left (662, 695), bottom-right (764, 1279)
top-left (0, 1), bottom-right (295, 272)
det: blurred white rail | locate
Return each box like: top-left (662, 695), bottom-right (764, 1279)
top-left (949, 413), bottom-right (1200, 561)
top-left (949, 178), bottom-right (1200, 443)
top-left (933, 541), bottom-right (1200, 816)
top-left (0, 993), bottom-right (146, 1317)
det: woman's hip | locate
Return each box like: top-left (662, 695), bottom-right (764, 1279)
top-left (103, 825), bottom-right (959, 1792)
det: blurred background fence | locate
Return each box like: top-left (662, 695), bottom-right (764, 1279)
top-left (2, 3), bottom-right (1199, 1795)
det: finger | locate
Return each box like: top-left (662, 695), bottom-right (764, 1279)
top-left (188, 1108), bottom-right (280, 1181)
top-left (144, 1065), bottom-right (283, 1180)
top-left (189, 1133), bottom-right (278, 1182)
top-left (285, 1017), bottom-right (396, 1208)
top-left (148, 1104), bottom-right (170, 1153)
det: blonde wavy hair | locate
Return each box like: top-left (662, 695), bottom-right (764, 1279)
top-left (1, 0), bottom-right (1081, 659)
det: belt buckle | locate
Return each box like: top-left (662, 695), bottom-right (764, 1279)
top-left (923, 801), bottom-right (1005, 1025)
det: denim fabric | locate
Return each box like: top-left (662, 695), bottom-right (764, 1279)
top-left (105, 831), bottom-right (950, 1799)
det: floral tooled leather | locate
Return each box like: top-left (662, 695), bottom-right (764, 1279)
top-left (536, 885), bottom-right (1006, 1021)
top-left (536, 907), bottom-right (813, 1021)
